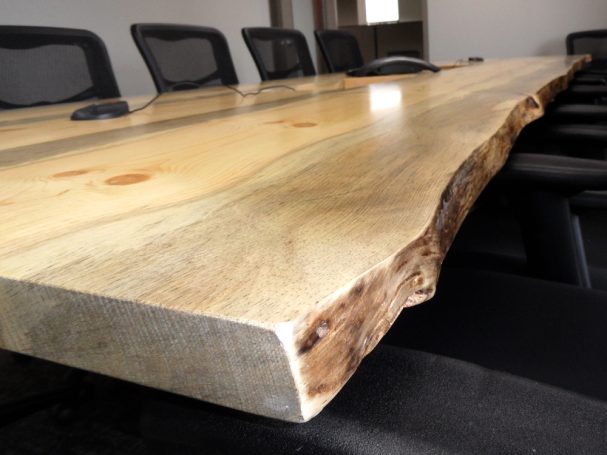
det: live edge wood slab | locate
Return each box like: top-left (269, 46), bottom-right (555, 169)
top-left (0, 56), bottom-right (587, 422)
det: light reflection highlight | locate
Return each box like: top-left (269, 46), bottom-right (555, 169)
top-left (369, 85), bottom-right (403, 112)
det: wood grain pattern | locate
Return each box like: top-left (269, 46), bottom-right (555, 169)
top-left (0, 56), bottom-right (587, 422)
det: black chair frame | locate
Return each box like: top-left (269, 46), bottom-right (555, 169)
top-left (0, 25), bottom-right (120, 109)
top-left (314, 29), bottom-right (363, 73)
top-left (567, 29), bottom-right (607, 73)
top-left (242, 27), bottom-right (315, 81)
top-left (131, 23), bottom-right (238, 93)
top-left (567, 29), bottom-right (607, 55)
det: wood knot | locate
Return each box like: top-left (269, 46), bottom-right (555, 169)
top-left (315, 320), bottom-right (329, 338)
top-left (297, 319), bottom-right (330, 355)
top-left (526, 96), bottom-right (540, 109)
top-left (405, 271), bottom-right (424, 287)
top-left (350, 281), bottom-right (365, 297)
top-left (293, 122), bottom-right (317, 128)
top-left (415, 287), bottom-right (432, 295)
top-left (105, 173), bottom-right (150, 186)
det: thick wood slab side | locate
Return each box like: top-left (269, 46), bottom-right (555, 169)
top-left (0, 57), bottom-right (587, 422)
top-left (288, 87), bottom-right (563, 420)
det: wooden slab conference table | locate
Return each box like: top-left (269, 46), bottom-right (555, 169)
top-left (0, 56), bottom-right (587, 422)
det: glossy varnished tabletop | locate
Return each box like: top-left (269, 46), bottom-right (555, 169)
top-left (0, 56), bottom-right (587, 421)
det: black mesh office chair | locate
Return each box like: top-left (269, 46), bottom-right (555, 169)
top-left (314, 29), bottom-right (363, 73)
top-left (242, 27), bottom-right (316, 81)
top-left (131, 24), bottom-right (238, 93)
top-left (567, 29), bottom-right (607, 71)
top-left (515, 29), bottom-right (607, 149)
top-left (510, 30), bottom-right (607, 159)
top-left (557, 29), bottom-right (607, 103)
top-left (0, 26), bottom-right (120, 109)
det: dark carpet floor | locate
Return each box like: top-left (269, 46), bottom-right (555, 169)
top-left (0, 352), bottom-right (147, 455)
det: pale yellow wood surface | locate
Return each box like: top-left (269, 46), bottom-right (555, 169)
top-left (0, 56), bottom-right (587, 422)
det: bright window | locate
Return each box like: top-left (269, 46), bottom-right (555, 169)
top-left (365, 0), bottom-right (400, 24)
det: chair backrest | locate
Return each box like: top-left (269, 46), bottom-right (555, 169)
top-left (242, 27), bottom-right (316, 81)
top-left (131, 23), bottom-right (239, 93)
top-left (0, 26), bottom-right (120, 110)
top-left (314, 29), bottom-right (364, 73)
top-left (566, 29), bottom-right (607, 68)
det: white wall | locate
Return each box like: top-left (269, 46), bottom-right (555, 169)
top-left (425, 0), bottom-right (607, 61)
top-left (293, 0), bottom-right (318, 68)
top-left (0, 0), bottom-right (271, 96)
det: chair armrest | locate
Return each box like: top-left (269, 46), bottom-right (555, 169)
top-left (570, 190), bottom-right (607, 209)
top-left (577, 68), bottom-right (607, 76)
top-left (497, 153), bottom-right (607, 192)
top-left (544, 124), bottom-right (607, 144)
top-left (548, 104), bottom-right (607, 121)
top-left (574, 74), bottom-right (607, 85)
top-left (567, 84), bottom-right (607, 99)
